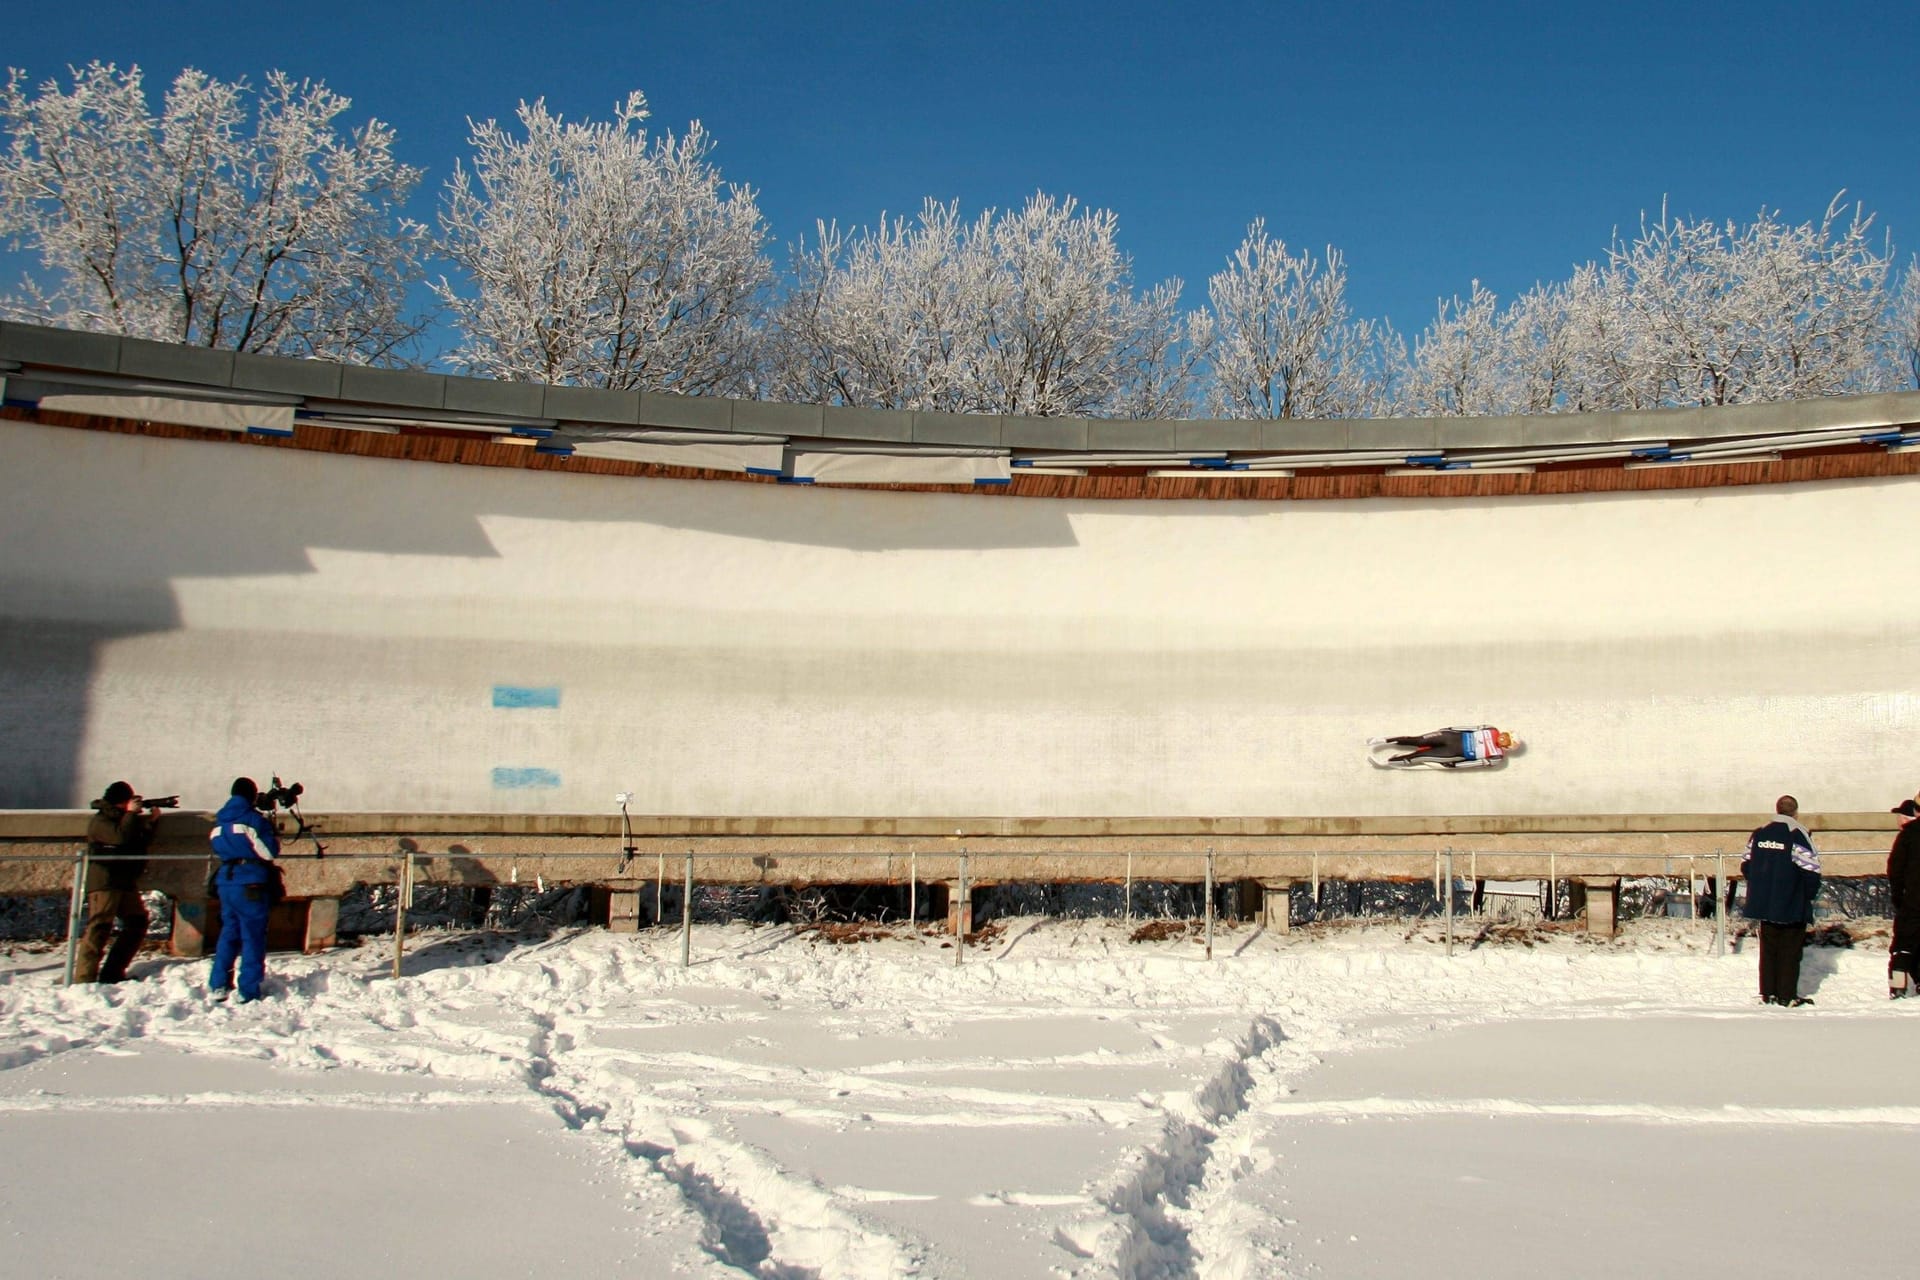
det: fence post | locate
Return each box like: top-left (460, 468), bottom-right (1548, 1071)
top-left (955, 851), bottom-right (969, 967)
top-left (1204, 848), bottom-right (1215, 961)
top-left (1125, 850), bottom-right (1133, 922)
top-left (1688, 855), bottom-right (1699, 922)
top-left (392, 851), bottom-right (413, 980)
top-left (1714, 851), bottom-right (1727, 956)
top-left (1548, 851), bottom-right (1556, 920)
top-left (62, 846), bottom-right (90, 986)
top-left (1444, 849), bottom-right (1455, 958)
top-left (680, 848), bottom-right (694, 968)
top-left (909, 850), bottom-right (917, 927)
top-left (655, 850), bottom-right (665, 927)
top-left (1469, 850), bottom-right (1478, 917)
top-left (1310, 851), bottom-right (1319, 911)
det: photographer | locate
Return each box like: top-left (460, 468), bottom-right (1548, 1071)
top-left (75, 780), bottom-right (163, 984)
top-left (207, 777), bottom-right (281, 1004)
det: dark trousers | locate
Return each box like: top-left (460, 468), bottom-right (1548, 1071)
top-left (1757, 921), bottom-right (1807, 1004)
top-left (73, 887), bottom-right (149, 983)
top-left (1891, 910), bottom-right (1919, 988)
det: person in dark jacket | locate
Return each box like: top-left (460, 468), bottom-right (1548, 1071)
top-left (1741, 794), bottom-right (1822, 1006)
top-left (207, 777), bottom-right (281, 1003)
top-left (75, 780), bottom-right (159, 984)
top-left (1887, 798), bottom-right (1920, 999)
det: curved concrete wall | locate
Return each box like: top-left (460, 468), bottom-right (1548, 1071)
top-left (3, 419), bottom-right (1918, 816)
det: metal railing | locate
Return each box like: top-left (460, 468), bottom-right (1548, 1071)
top-left (29, 842), bottom-right (1864, 979)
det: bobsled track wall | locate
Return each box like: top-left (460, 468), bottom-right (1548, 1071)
top-left (2, 415), bottom-right (1919, 819)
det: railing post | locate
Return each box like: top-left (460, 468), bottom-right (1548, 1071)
top-left (1125, 850), bottom-right (1132, 922)
top-left (1444, 849), bottom-right (1455, 958)
top-left (392, 851), bottom-right (413, 980)
top-left (655, 849), bottom-right (665, 927)
top-left (909, 849), bottom-right (917, 927)
top-left (1714, 851), bottom-right (1727, 956)
top-left (1310, 851), bottom-right (1320, 911)
top-left (680, 848), bottom-right (694, 968)
top-left (63, 846), bottom-right (90, 986)
top-left (1547, 851), bottom-right (1556, 920)
top-left (955, 851), bottom-right (969, 967)
top-left (1204, 848), bottom-right (1215, 960)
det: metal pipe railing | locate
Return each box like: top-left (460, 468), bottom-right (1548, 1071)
top-left (20, 844), bottom-right (1884, 979)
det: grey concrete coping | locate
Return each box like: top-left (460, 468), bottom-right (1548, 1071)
top-left (1003, 414), bottom-right (1090, 450)
top-left (825, 404), bottom-right (913, 443)
top-left (444, 371), bottom-right (547, 419)
top-left (1258, 419), bottom-right (1350, 450)
top-left (1088, 418), bottom-right (1178, 451)
top-left (116, 337), bottom-right (236, 386)
top-left (0, 323), bottom-right (124, 372)
top-left (542, 383), bottom-right (639, 425)
top-left (338, 365), bottom-right (447, 410)
top-left (641, 389), bottom-right (734, 431)
top-left (734, 400), bottom-right (825, 434)
top-left (2, 321), bottom-right (1917, 455)
top-left (233, 351), bottom-right (344, 398)
top-left (913, 410), bottom-right (1001, 446)
top-left (1177, 419), bottom-right (1265, 451)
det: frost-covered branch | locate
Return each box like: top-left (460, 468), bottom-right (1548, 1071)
top-left (0, 62), bottom-right (428, 363)
top-left (436, 92), bottom-right (770, 394)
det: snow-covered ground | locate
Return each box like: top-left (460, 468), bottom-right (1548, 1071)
top-left (1, 918), bottom-right (1909, 1279)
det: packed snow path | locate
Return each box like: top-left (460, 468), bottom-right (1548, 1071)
top-left (1, 921), bottom-right (1911, 1278)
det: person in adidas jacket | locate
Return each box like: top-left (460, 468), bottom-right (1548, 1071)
top-left (208, 777), bottom-right (280, 1003)
top-left (1741, 794), bottom-right (1821, 1006)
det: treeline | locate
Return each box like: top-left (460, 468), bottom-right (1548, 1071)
top-left (5, 63), bottom-right (1918, 419)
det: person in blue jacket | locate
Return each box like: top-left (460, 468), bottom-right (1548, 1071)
top-left (1741, 794), bottom-right (1822, 1007)
top-left (208, 777), bottom-right (280, 1003)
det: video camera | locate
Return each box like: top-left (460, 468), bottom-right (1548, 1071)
top-left (255, 775), bottom-right (325, 859)
top-left (255, 777), bottom-right (305, 814)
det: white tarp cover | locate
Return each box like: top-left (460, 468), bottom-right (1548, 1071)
top-left (39, 393), bottom-right (293, 435)
top-left (792, 451), bottom-right (1012, 484)
top-left (568, 439), bottom-right (784, 474)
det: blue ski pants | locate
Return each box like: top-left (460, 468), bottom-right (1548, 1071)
top-left (211, 882), bottom-right (271, 1001)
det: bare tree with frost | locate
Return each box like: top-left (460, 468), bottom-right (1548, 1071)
top-left (1203, 222), bottom-right (1386, 419)
top-left (1880, 259), bottom-right (1920, 391)
top-left (0, 63), bottom-right (428, 363)
top-left (770, 194), bottom-right (1200, 418)
top-left (436, 92), bottom-right (770, 394)
top-left (1397, 281), bottom-right (1505, 416)
top-left (1390, 197), bottom-right (1896, 415)
top-left (1601, 197), bottom-right (1891, 406)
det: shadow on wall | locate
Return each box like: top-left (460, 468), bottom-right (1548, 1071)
top-left (0, 417), bottom-right (1086, 805)
top-left (0, 618), bottom-right (154, 808)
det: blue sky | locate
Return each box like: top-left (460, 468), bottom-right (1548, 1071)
top-left (10, 0), bottom-right (1920, 343)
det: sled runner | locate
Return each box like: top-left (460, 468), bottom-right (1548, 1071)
top-left (1368, 725), bottom-right (1514, 770)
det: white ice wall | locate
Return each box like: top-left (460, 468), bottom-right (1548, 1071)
top-left (3, 420), bottom-right (1918, 814)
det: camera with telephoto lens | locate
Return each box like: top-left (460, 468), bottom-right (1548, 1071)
top-left (255, 777), bottom-right (305, 813)
top-left (143, 795), bottom-right (180, 810)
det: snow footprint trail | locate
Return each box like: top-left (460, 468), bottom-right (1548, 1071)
top-left (1070, 1015), bottom-right (1286, 1279)
top-left (518, 998), bottom-right (924, 1278)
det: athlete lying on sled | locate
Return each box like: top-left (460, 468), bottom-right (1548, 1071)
top-left (1367, 726), bottom-right (1515, 769)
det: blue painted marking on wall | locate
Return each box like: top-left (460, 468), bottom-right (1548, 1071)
top-left (492, 767), bottom-right (561, 789)
top-left (247, 425), bottom-right (296, 437)
top-left (492, 685), bottom-right (561, 709)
